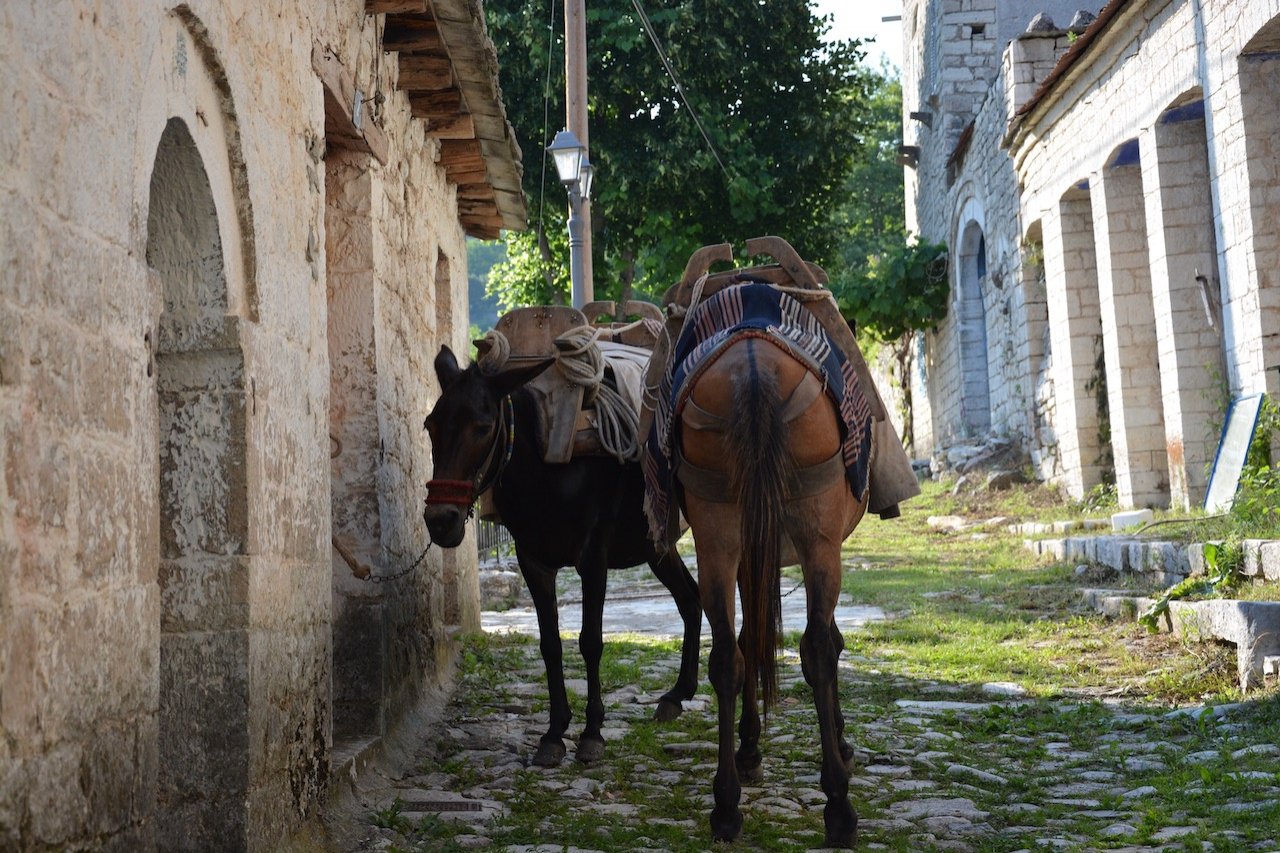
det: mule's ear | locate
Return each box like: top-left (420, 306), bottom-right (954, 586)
top-left (490, 356), bottom-right (556, 398)
top-left (434, 345), bottom-right (464, 387)
top-left (473, 337), bottom-right (493, 361)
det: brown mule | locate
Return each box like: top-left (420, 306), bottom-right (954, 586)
top-left (679, 334), bottom-right (867, 847)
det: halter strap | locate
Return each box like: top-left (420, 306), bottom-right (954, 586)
top-left (424, 396), bottom-right (515, 511)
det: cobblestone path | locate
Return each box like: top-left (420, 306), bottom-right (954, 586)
top-left (343, 568), bottom-right (1280, 852)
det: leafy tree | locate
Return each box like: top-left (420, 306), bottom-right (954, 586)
top-left (819, 65), bottom-right (949, 451)
top-left (467, 238), bottom-right (507, 329)
top-left (484, 0), bottom-right (877, 306)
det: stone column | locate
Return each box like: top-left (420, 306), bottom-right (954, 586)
top-left (1042, 191), bottom-right (1105, 499)
top-left (1092, 160), bottom-right (1171, 508)
top-left (1232, 51), bottom-right (1280, 398)
top-left (1140, 115), bottom-right (1225, 509)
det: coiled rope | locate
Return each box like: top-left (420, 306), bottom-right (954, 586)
top-left (474, 325), bottom-right (642, 464)
top-left (554, 325), bottom-right (642, 463)
top-left (476, 328), bottom-right (511, 374)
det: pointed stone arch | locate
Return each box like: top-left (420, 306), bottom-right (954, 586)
top-left (956, 214), bottom-right (992, 436)
top-left (148, 115), bottom-right (251, 847)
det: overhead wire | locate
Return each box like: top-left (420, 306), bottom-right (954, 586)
top-left (629, 0), bottom-right (734, 183)
top-left (538, 0), bottom-right (560, 231)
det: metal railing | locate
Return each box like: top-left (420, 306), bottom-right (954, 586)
top-left (477, 519), bottom-right (514, 562)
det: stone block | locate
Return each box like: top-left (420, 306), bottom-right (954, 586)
top-left (28, 743), bottom-right (90, 847)
top-left (1242, 539), bottom-right (1266, 577)
top-left (1111, 508), bottom-right (1154, 530)
top-left (25, 320), bottom-right (80, 428)
top-left (1260, 541), bottom-right (1280, 581)
top-left (1145, 541), bottom-right (1188, 576)
top-left (73, 448), bottom-right (134, 585)
top-left (1095, 538), bottom-right (1131, 572)
top-left (160, 556), bottom-right (250, 634)
top-left (77, 339), bottom-right (133, 436)
top-left (4, 425), bottom-right (69, 531)
top-left (82, 723), bottom-right (137, 837)
top-left (0, 748), bottom-right (25, 850)
top-left (1169, 599), bottom-right (1280, 690)
top-left (0, 301), bottom-right (24, 388)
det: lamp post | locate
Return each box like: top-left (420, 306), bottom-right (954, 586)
top-left (547, 129), bottom-right (594, 309)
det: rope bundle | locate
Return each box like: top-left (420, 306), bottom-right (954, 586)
top-left (554, 325), bottom-right (642, 463)
top-left (475, 324), bottom-right (642, 464)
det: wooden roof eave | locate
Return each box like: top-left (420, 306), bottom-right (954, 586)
top-left (366, 0), bottom-right (528, 238)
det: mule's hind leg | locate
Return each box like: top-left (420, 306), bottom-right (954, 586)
top-left (798, 556), bottom-right (857, 848)
top-left (647, 549), bottom-right (701, 721)
top-left (519, 554), bottom-right (571, 767)
top-left (574, 557), bottom-right (608, 764)
top-left (735, 625), bottom-right (763, 783)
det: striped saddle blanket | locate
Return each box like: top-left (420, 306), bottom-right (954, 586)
top-left (642, 282), bottom-right (873, 547)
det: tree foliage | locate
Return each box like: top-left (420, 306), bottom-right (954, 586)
top-left (835, 237), bottom-right (949, 342)
top-left (824, 67), bottom-right (949, 342)
top-left (484, 0), bottom-right (879, 306)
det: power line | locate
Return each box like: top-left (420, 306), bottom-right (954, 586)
top-left (538, 0), bottom-right (559, 229)
top-left (629, 0), bottom-right (734, 183)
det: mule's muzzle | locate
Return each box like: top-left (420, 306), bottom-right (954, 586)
top-left (424, 479), bottom-right (473, 549)
top-left (424, 504), bottom-right (466, 548)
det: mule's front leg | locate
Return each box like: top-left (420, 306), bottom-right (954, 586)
top-left (574, 559), bottom-right (608, 764)
top-left (520, 557), bottom-right (571, 767)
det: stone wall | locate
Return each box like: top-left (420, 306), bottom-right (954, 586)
top-left (1008, 0), bottom-right (1280, 505)
top-left (0, 1), bottom-right (495, 848)
top-left (902, 1), bottom-right (1095, 459)
top-left (906, 0), bottom-right (1279, 506)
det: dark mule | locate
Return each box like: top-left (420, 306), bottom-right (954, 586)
top-left (675, 325), bottom-right (869, 846)
top-left (423, 346), bottom-right (702, 766)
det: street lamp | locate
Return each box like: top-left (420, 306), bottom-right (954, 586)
top-left (547, 129), bottom-right (594, 308)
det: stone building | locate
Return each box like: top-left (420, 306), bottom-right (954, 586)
top-left (903, 0), bottom-right (1280, 509)
top-left (0, 1), bottom-right (525, 849)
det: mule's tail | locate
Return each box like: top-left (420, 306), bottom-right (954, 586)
top-left (725, 341), bottom-right (795, 714)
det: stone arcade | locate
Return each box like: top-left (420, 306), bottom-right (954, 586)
top-left (0, 1), bottom-right (525, 848)
top-left (903, 0), bottom-right (1280, 509)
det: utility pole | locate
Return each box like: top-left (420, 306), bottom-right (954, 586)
top-left (565, 0), bottom-right (594, 304)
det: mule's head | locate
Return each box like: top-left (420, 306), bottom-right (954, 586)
top-left (422, 345), bottom-right (552, 547)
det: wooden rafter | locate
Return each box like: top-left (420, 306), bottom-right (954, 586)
top-left (365, 0), bottom-right (526, 236)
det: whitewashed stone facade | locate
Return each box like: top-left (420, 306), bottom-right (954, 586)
top-left (905, 0), bottom-right (1280, 509)
top-left (0, 1), bottom-right (524, 849)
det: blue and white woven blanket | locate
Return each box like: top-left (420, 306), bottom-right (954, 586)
top-left (642, 282), bottom-right (873, 546)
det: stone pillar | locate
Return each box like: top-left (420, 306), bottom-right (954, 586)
top-left (1140, 114), bottom-right (1225, 509)
top-left (1042, 191), bottom-right (1105, 499)
top-left (1093, 160), bottom-right (1171, 508)
top-left (1234, 51), bottom-right (1280, 398)
top-left (326, 149), bottom-right (386, 745)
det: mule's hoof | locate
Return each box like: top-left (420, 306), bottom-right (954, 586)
top-left (576, 735), bottom-right (606, 765)
top-left (823, 802), bottom-right (857, 848)
top-left (532, 738), bottom-right (566, 767)
top-left (654, 697), bottom-right (684, 722)
top-left (736, 752), bottom-right (763, 784)
top-left (710, 806), bottom-right (743, 843)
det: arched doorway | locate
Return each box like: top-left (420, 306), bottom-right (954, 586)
top-left (148, 117), bottom-right (250, 847)
top-left (957, 221), bottom-right (992, 435)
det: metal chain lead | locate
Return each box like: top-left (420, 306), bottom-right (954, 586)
top-left (368, 543), bottom-right (432, 584)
